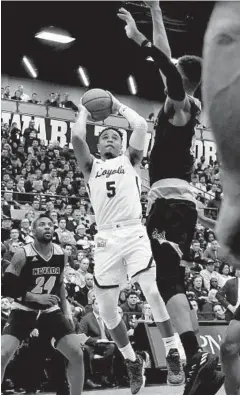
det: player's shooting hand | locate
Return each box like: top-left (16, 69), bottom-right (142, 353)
top-left (31, 294), bottom-right (60, 306)
top-left (78, 102), bottom-right (91, 118)
top-left (106, 91), bottom-right (122, 115)
top-left (117, 8), bottom-right (145, 45)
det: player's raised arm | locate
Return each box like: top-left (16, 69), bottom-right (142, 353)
top-left (145, 1), bottom-right (171, 87)
top-left (108, 91), bottom-right (148, 166)
top-left (2, 248), bottom-right (26, 298)
top-left (118, 8), bottom-right (190, 113)
top-left (71, 104), bottom-right (94, 181)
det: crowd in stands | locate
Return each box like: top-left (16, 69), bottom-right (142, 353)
top-left (1, 84), bottom-right (78, 111)
top-left (2, 92), bottom-right (239, 394)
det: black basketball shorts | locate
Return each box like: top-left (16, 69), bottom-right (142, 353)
top-left (146, 197), bottom-right (198, 262)
top-left (2, 309), bottom-right (74, 344)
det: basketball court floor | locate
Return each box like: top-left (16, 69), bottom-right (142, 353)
top-left (39, 386), bottom-right (226, 395)
top-left (81, 386), bottom-right (226, 394)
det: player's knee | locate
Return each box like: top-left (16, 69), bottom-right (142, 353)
top-left (1, 347), bottom-right (13, 367)
top-left (68, 346), bottom-right (83, 365)
top-left (221, 339), bottom-right (239, 359)
top-left (98, 303), bottom-right (121, 331)
top-left (139, 274), bottom-right (158, 300)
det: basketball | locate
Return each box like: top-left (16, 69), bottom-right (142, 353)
top-left (82, 89), bottom-right (112, 121)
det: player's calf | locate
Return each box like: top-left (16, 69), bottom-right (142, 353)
top-left (1, 335), bottom-right (20, 382)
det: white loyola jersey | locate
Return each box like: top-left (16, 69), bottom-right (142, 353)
top-left (87, 155), bottom-right (142, 227)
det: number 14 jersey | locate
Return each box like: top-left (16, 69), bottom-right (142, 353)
top-left (87, 155), bottom-right (142, 227)
top-left (15, 243), bottom-right (65, 311)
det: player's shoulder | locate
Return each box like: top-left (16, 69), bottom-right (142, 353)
top-left (22, 243), bottom-right (35, 256)
top-left (52, 243), bottom-right (65, 255)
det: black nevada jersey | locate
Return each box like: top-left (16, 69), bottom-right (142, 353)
top-left (15, 243), bottom-right (65, 311)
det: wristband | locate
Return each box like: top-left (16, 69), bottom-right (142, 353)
top-left (141, 39), bottom-right (152, 48)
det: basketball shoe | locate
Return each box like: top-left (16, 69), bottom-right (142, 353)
top-left (183, 351), bottom-right (223, 395)
top-left (166, 348), bottom-right (185, 385)
top-left (125, 352), bottom-right (149, 394)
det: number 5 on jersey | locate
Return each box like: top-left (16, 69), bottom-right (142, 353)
top-left (106, 181), bottom-right (116, 198)
top-left (31, 276), bottom-right (56, 294)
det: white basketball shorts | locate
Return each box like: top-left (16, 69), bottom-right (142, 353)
top-left (94, 219), bottom-right (155, 288)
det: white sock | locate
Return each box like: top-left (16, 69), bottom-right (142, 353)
top-left (119, 343), bottom-right (136, 362)
top-left (162, 335), bottom-right (178, 356)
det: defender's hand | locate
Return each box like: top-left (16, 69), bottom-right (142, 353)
top-left (117, 8), bottom-right (145, 45)
top-left (144, 1), bottom-right (160, 9)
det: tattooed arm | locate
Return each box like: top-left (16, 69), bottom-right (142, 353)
top-left (2, 248), bottom-right (27, 298)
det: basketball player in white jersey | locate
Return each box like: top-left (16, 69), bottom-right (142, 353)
top-left (202, 2), bottom-right (240, 395)
top-left (72, 94), bottom-right (185, 393)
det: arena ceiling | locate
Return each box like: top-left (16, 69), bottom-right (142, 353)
top-left (2, 1), bottom-right (214, 101)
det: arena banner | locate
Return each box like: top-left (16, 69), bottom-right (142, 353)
top-left (1, 107), bottom-right (217, 162)
top-left (136, 322), bottom-right (228, 368)
top-left (1, 110), bottom-right (153, 158)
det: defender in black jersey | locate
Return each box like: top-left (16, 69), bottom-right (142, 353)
top-left (118, 5), bottom-right (224, 395)
top-left (2, 214), bottom-right (84, 395)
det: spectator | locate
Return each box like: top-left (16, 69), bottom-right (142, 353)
top-left (77, 273), bottom-right (94, 306)
top-left (2, 192), bottom-right (20, 217)
top-left (2, 148), bottom-right (12, 170)
top-left (208, 183), bottom-right (218, 199)
top-left (188, 275), bottom-right (209, 310)
top-left (216, 269), bottom-right (240, 322)
top-left (61, 93), bottom-right (78, 111)
top-left (204, 230), bottom-right (216, 248)
top-left (1, 216), bottom-right (13, 243)
top-left (3, 86), bottom-right (11, 100)
top-left (45, 93), bottom-right (59, 107)
top-left (9, 123), bottom-right (22, 146)
top-left (32, 199), bottom-right (41, 212)
top-left (23, 120), bottom-right (39, 153)
top-left (212, 304), bottom-right (226, 321)
top-left (11, 90), bottom-right (22, 101)
top-left (121, 291), bottom-right (143, 331)
top-left (49, 210), bottom-right (59, 228)
top-left (54, 217), bottom-right (75, 245)
top-left (28, 139), bottom-right (40, 157)
top-left (25, 209), bottom-right (36, 225)
top-left (75, 224), bottom-right (91, 249)
top-left (219, 263), bottom-right (232, 287)
top-left (200, 259), bottom-right (223, 291)
top-left (18, 85), bottom-right (30, 102)
top-left (19, 218), bottom-right (34, 244)
top-left (4, 228), bottom-right (21, 250)
top-left (197, 175), bottom-right (207, 193)
top-left (208, 277), bottom-right (221, 304)
top-left (140, 303), bottom-right (154, 323)
top-left (189, 240), bottom-right (204, 272)
top-left (79, 298), bottom-right (116, 388)
top-left (207, 187), bottom-right (222, 220)
top-left (28, 93), bottom-right (39, 104)
top-left (203, 240), bottom-right (226, 264)
top-left (76, 257), bottom-right (90, 288)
